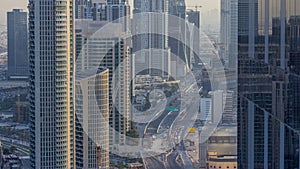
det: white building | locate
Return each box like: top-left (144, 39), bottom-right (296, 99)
top-left (200, 90), bottom-right (235, 124)
top-left (200, 98), bottom-right (212, 121)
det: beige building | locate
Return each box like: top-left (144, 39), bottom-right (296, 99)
top-left (76, 20), bottom-right (131, 153)
top-left (28, 0), bottom-right (76, 168)
top-left (199, 126), bottom-right (237, 169)
top-left (207, 151), bottom-right (237, 169)
top-left (75, 68), bottom-right (110, 169)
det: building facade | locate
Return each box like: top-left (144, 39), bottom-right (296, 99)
top-left (187, 9), bottom-right (200, 69)
top-left (199, 97), bottom-right (212, 121)
top-left (75, 68), bottom-right (109, 169)
top-left (132, 0), bottom-right (172, 80)
top-left (238, 0), bottom-right (300, 168)
top-left (132, 0), bottom-right (169, 49)
top-left (28, 0), bottom-right (75, 168)
top-left (76, 20), bottom-right (131, 154)
top-left (7, 9), bottom-right (28, 79)
top-left (75, 0), bottom-right (93, 19)
top-left (75, 0), bottom-right (130, 31)
top-left (168, 0), bottom-right (193, 77)
top-left (207, 152), bottom-right (237, 169)
top-left (220, 0), bottom-right (238, 69)
top-left (106, 0), bottom-right (130, 32)
top-left (222, 91), bottom-right (235, 124)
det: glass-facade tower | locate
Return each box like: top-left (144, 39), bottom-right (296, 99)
top-left (238, 0), bottom-right (300, 168)
top-left (220, 0), bottom-right (238, 69)
top-left (75, 67), bottom-right (110, 169)
top-left (75, 20), bottom-right (131, 154)
top-left (7, 9), bottom-right (29, 79)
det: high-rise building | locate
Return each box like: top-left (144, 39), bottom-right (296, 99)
top-left (238, 0), bottom-right (300, 168)
top-left (220, 0), bottom-right (238, 69)
top-left (168, 0), bottom-right (186, 42)
top-left (75, 0), bottom-right (107, 20)
top-left (187, 9), bottom-right (200, 70)
top-left (75, 0), bottom-right (130, 31)
top-left (132, 0), bottom-right (169, 50)
top-left (75, 67), bottom-right (109, 169)
top-left (132, 0), bottom-right (171, 78)
top-left (28, 0), bottom-right (75, 168)
top-left (7, 9), bottom-right (28, 80)
top-left (168, 0), bottom-right (190, 76)
top-left (187, 10), bottom-right (200, 28)
top-left (76, 20), bottom-right (131, 154)
top-left (75, 0), bottom-right (93, 19)
top-left (92, 2), bottom-right (107, 21)
top-left (106, 0), bottom-right (130, 32)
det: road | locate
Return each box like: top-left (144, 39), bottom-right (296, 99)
top-left (177, 142), bottom-right (194, 169)
top-left (141, 93), bottom-right (181, 169)
top-left (143, 94), bottom-right (178, 135)
top-left (1, 137), bottom-right (30, 169)
top-left (141, 93), bottom-right (198, 168)
top-left (143, 153), bottom-right (166, 169)
top-left (166, 150), bottom-right (182, 169)
top-left (157, 110), bottom-right (180, 134)
top-left (0, 136), bottom-right (29, 148)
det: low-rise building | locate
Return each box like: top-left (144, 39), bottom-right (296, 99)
top-left (207, 151), bottom-right (237, 169)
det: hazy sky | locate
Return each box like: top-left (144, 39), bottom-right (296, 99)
top-left (0, 0), bottom-right (27, 25)
top-left (0, 0), bottom-right (220, 25)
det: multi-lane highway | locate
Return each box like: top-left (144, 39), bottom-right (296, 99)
top-left (143, 94), bottom-right (178, 134)
top-left (141, 93), bottom-right (181, 169)
top-left (141, 91), bottom-right (199, 169)
top-left (143, 152), bottom-right (166, 169)
top-left (1, 136), bottom-right (30, 169)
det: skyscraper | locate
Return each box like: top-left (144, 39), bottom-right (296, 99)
top-left (7, 9), bottom-right (28, 80)
top-left (76, 20), bottom-right (131, 154)
top-left (238, 0), bottom-right (300, 168)
top-left (92, 2), bottom-right (107, 21)
top-left (220, 0), bottom-right (238, 69)
top-left (75, 0), bottom-right (93, 19)
top-left (187, 9), bottom-right (200, 29)
top-left (132, 0), bottom-right (171, 77)
top-left (187, 9), bottom-right (200, 70)
top-left (106, 0), bottom-right (130, 32)
top-left (28, 0), bottom-right (75, 168)
top-left (168, 0), bottom-right (190, 76)
top-left (74, 0), bottom-right (130, 31)
top-left (75, 67), bottom-right (109, 169)
top-left (132, 0), bottom-right (169, 50)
